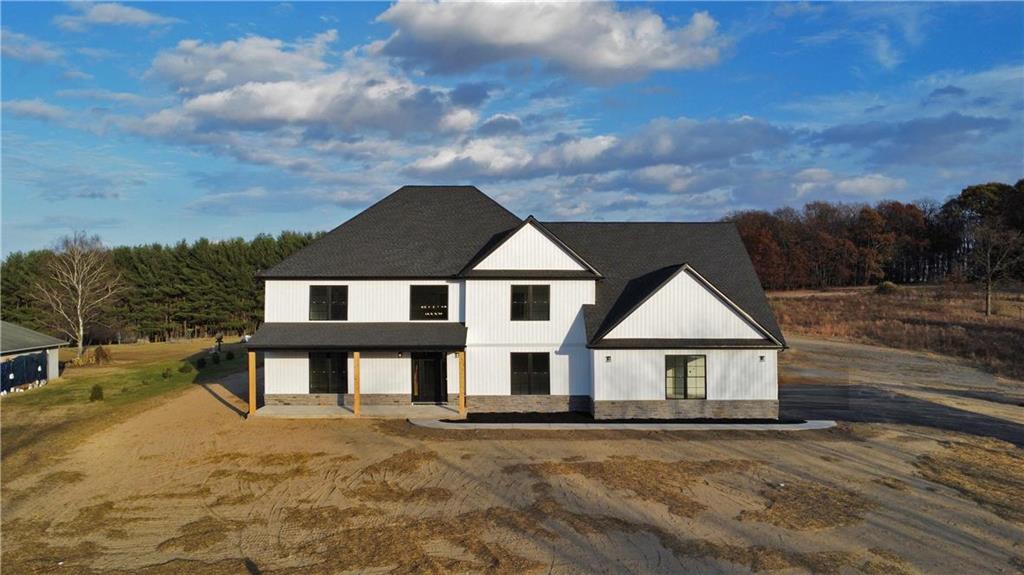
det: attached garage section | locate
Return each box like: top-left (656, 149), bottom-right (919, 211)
top-left (590, 348), bottom-right (779, 419)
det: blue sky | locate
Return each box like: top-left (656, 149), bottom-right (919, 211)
top-left (2, 1), bottom-right (1022, 255)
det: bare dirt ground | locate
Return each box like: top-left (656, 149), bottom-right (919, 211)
top-left (3, 336), bottom-right (1024, 574)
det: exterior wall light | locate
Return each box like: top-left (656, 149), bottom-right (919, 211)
top-left (605, 356), bottom-right (612, 363)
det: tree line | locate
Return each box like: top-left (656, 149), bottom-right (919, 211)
top-left (2, 180), bottom-right (1021, 354)
top-left (2, 231), bottom-right (320, 352)
top-left (726, 180), bottom-right (1024, 312)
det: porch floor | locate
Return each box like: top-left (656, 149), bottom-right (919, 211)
top-left (252, 404), bottom-right (463, 419)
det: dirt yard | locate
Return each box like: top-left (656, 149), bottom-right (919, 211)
top-left (3, 336), bottom-right (1023, 574)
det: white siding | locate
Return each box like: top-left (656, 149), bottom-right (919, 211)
top-left (358, 351), bottom-right (410, 394)
top-left (46, 348), bottom-right (60, 381)
top-left (465, 279), bottom-right (595, 396)
top-left (474, 224), bottom-right (585, 271)
top-left (466, 345), bottom-right (591, 396)
top-left (606, 269), bottom-right (764, 340)
top-left (465, 280), bottom-right (594, 345)
top-left (592, 349), bottom-right (777, 401)
top-left (446, 352), bottom-right (460, 395)
top-left (265, 279), bottom-right (464, 323)
top-left (264, 350), bottom-right (309, 394)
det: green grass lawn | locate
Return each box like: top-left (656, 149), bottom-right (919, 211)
top-left (1, 338), bottom-right (250, 480)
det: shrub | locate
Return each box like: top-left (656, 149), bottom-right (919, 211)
top-left (89, 384), bottom-right (104, 402)
top-left (225, 350), bottom-right (235, 361)
top-left (196, 357), bottom-right (207, 369)
top-left (875, 281), bottom-right (899, 295)
top-left (161, 367), bottom-right (173, 379)
top-left (211, 353), bottom-right (221, 365)
top-left (178, 363), bottom-right (194, 374)
top-left (93, 345), bottom-right (112, 365)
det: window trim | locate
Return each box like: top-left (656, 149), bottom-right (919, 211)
top-left (409, 284), bottom-right (449, 321)
top-left (665, 354), bottom-right (706, 400)
top-left (510, 352), bottom-right (550, 395)
top-left (510, 284), bottom-right (550, 322)
top-left (308, 285), bottom-right (348, 321)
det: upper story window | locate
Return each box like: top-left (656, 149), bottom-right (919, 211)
top-left (511, 285), bottom-right (549, 321)
top-left (410, 285), bottom-right (449, 320)
top-left (309, 285), bottom-right (347, 321)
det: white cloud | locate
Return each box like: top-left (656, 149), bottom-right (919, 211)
top-left (149, 31), bottom-right (337, 94)
top-left (374, 2), bottom-right (727, 83)
top-left (438, 108), bottom-right (478, 133)
top-left (1, 28), bottom-right (61, 62)
top-left (792, 168), bottom-right (906, 198)
top-left (477, 113), bottom-right (522, 136)
top-left (406, 115), bottom-right (792, 181)
top-left (835, 174), bottom-right (907, 197)
top-left (174, 61), bottom-right (455, 136)
top-left (868, 33), bottom-right (902, 70)
top-left (632, 164), bottom-right (696, 193)
top-left (3, 99), bottom-right (70, 121)
top-left (62, 69), bottom-right (94, 81)
top-left (57, 89), bottom-right (146, 103)
top-left (54, 3), bottom-right (180, 31)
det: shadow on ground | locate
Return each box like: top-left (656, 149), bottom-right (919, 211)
top-left (781, 384), bottom-right (1024, 447)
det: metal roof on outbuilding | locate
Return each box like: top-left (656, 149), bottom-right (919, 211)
top-left (1, 321), bottom-right (68, 355)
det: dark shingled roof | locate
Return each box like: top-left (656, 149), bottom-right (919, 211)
top-left (543, 222), bottom-right (785, 347)
top-left (260, 186), bottom-right (522, 278)
top-left (256, 186), bottom-right (784, 349)
top-left (247, 322), bottom-right (467, 350)
top-left (1, 321), bottom-right (68, 354)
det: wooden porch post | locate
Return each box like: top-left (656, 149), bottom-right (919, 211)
top-left (353, 351), bottom-right (361, 416)
top-left (247, 351), bottom-right (257, 416)
top-left (458, 350), bottom-right (466, 417)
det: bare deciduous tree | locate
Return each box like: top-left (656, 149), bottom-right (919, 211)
top-left (34, 232), bottom-right (124, 359)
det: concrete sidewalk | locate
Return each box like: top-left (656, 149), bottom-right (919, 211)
top-left (408, 419), bottom-right (837, 431)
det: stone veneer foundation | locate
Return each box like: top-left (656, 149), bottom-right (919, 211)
top-left (591, 399), bottom-right (778, 420)
top-left (264, 393), bottom-right (454, 407)
top-left (264, 394), bottom-right (776, 420)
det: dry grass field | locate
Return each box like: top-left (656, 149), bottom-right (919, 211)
top-left (2, 331), bottom-right (1023, 574)
top-left (771, 285), bottom-right (1024, 379)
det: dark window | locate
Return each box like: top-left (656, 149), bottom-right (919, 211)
top-left (410, 285), bottom-right (449, 320)
top-left (665, 355), bottom-right (706, 399)
top-left (309, 352), bottom-right (348, 394)
top-left (510, 352), bottom-right (550, 395)
top-left (309, 286), bottom-right (347, 321)
top-left (510, 285), bottom-right (550, 321)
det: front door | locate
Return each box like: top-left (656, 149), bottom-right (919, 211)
top-left (411, 352), bottom-right (446, 403)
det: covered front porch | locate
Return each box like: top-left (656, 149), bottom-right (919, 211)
top-left (245, 322), bottom-right (468, 419)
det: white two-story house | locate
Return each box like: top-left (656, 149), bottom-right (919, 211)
top-left (246, 185), bottom-right (786, 419)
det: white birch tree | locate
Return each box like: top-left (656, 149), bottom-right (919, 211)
top-left (34, 232), bottom-right (124, 360)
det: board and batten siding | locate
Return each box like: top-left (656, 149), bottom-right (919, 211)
top-left (465, 345), bottom-right (591, 396)
top-left (264, 279), bottom-right (464, 323)
top-left (592, 349), bottom-right (777, 401)
top-left (473, 224), bottom-right (585, 271)
top-left (605, 269), bottom-right (765, 340)
top-left (263, 350), bottom-right (460, 397)
top-left (464, 279), bottom-right (595, 396)
top-left (264, 350), bottom-right (309, 394)
top-left (464, 280), bottom-right (594, 345)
